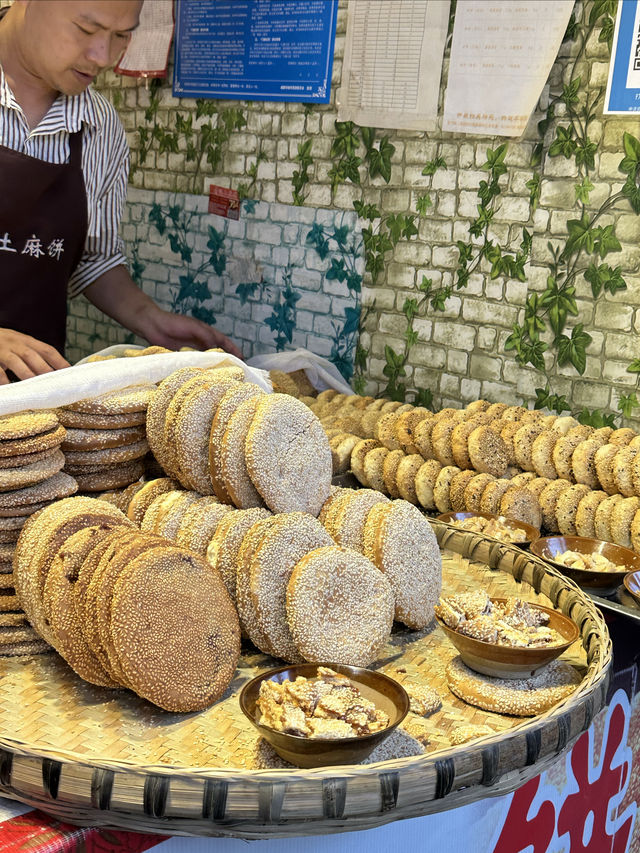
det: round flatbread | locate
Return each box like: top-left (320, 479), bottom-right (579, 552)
top-left (245, 394), bottom-right (332, 516)
top-left (110, 546), bottom-right (241, 711)
top-left (447, 656), bottom-right (581, 716)
top-left (362, 499), bottom-right (442, 629)
top-left (287, 545), bottom-right (395, 666)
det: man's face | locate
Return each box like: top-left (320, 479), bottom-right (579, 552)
top-left (19, 0), bottom-right (142, 96)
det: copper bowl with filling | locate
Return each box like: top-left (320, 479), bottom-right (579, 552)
top-left (435, 598), bottom-right (579, 680)
top-left (437, 510), bottom-right (540, 546)
top-left (531, 535), bottom-right (640, 595)
top-left (239, 663), bottom-right (410, 768)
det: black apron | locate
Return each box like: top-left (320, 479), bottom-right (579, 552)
top-left (0, 127), bottom-right (88, 354)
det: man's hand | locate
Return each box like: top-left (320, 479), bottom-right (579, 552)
top-left (0, 328), bottom-right (70, 384)
top-left (140, 307), bottom-right (243, 359)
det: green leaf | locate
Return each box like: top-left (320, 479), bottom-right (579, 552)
top-left (404, 327), bottom-right (419, 348)
top-left (575, 138), bottom-right (597, 171)
top-left (360, 126), bottom-right (376, 152)
top-left (415, 194), bottom-right (432, 216)
top-left (589, 0), bottom-right (617, 26)
top-left (534, 386), bottom-right (550, 409)
top-left (556, 324), bottom-right (592, 375)
top-left (562, 77), bottom-right (581, 106)
top-left (549, 125), bottom-right (576, 159)
top-left (422, 155), bottom-right (447, 176)
top-left (584, 263), bottom-right (627, 298)
top-left (563, 13), bottom-right (578, 41)
top-left (403, 297), bottom-right (419, 321)
top-left (622, 174), bottom-right (640, 213)
top-left (368, 137), bottom-right (395, 183)
top-left (564, 212), bottom-right (595, 257)
top-left (326, 257), bottom-right (347, 282)
top-left (531, 142), bottom-right (544, 168)
top-left (306, 223), bottom-right (330, 259)
top-left (575, 176), bottom-right (594, 204)
top-left (620, 132), bottom-right (640, 174)
top-left (331, 121), bottom-right (360, 158)
top-left (413, 388), bottom-right (433, 409)
top-left (599, 16), bottom-right (614, 50)
top-left (539, 276), bottom-right (578, 337)
top-left (593, 224), bottom-right (622, 259)
top-left (526, 173), bottom-right (541, 211)
top-left (626, 359), bottom-right (640, 374)
top-left (618, 393), bottom-right (640, 420)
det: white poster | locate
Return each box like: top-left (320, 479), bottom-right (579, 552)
top-left (337, 0), bottom-right (450, 131)
top-left (115, 0), bottom-right (174, 79)
top-left (443, 0), bottom-right (575, 137)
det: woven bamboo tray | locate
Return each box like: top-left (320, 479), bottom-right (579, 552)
top-left (0, 521), bottom-right (610, 839)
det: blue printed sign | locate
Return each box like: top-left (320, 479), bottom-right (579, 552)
top-left (173, 0), bottom-right (338, 103)
top-left (605, 0), bottom-right (640, 113)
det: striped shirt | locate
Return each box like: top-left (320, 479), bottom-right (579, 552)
top-left (0, 65), bottom-right (129, 297)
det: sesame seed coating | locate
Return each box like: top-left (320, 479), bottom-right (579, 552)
top-left (61, 425), bottom-right (146, 451)
top-left (613, 446), bottom-right (638, 497)
top-left (0, 410), bottom-right (59, 440)
top-left (447, 657), bottom-right (580, 716)
top-left (395, 454), bottom-right (424, 505)
top-left (63, 384), bottom-right (156, 415)
top-left (0, 449), bottom-right (65, 492)
top-left (251, 512), bottom-right (333, 662)
top-left (126, 478), bottom-right (179, 526)
top-left (174, 497), bottom-right (234, 555)
top-left (326, 488), bottom-right (390, 552)
top-left (0, 424), bottom-right (66, 458)
top-left (57, 410), bottom-right (146, 429)
top-left (468, 426), bottom-right (508, 478)
top-left (110, 546), bottom-right (240, 711)
top-left (350, 438), bottom-right (382, 487)
top-left (63, 439), bottom-right (149, 468)
top-left (72, 460), bottom-right (144, 493)
top-left (363, 499), bottom-right (442, 629)
top-left (594, 494), bottom-right (623, 541)
top-left (245, 394), bottom-right (332, 517)
top-left (0, 470), bottom-right (77, 508)
top-left (383, 449), bottom-right (408, 499)
top-left (209, 383), bottom-right (265, 501)
top-left (574, 491), bottom-right (608, 539)
top-left (594, 444), bottom-right (620, 495)
top-left (145, 367), bottom-right (205, 475)
top-left (286, 544), bottom-right (394, 666)
top-left (206, 507), bottom-right (272, 606)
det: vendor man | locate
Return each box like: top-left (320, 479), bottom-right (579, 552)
top-left (0, 0), bottom-right (241, 384)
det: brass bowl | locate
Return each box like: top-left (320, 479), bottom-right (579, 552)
top-left (435, 598), bottom-right (579, 679)
top-left (530, 535), bottom-right (640, 595)
top-left (437, 510), bottom-right (540, 546)
top-left (239, 663), bottom-right (410, 768)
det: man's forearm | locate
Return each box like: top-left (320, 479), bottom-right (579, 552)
top-left (82, 265), bottom-right (160, 339)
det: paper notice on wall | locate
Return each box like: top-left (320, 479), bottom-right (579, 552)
top-left (336, 0), bottom-right (450, 131)
top-left (604, 0), bottom-right (640, 113)
top-left (442, 0), bottom-right (574, 137)
top-left (115, 0), bottom-right (174, 79)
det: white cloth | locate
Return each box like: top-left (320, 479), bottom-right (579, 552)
top-left (0, 350), bottom-right (271, 417)
top-left (246, 348), bottom-right (353, 395)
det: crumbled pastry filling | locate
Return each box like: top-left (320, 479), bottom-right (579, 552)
top-left (553, 549), bottom-right (625, 573)
top-left (451, 515), bottom-right (526, 543)
top-left (435, 592), bottom-right (563, 648)
top-left (257, 666), bottom-right (389, 738)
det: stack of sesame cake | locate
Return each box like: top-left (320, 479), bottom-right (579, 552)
top-left (13, 496), bottom-right (240, 710)
top-left (58, 384), bottom-right (155, 493)
top-left (146, 367), bottom-right (332, 515)
top-left (0, 409), bottom-right (77, 655)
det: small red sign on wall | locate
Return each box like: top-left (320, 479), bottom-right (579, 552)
top-left (208, 185), bottom-right (240, 220)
